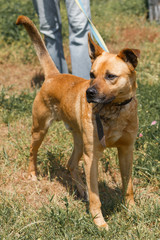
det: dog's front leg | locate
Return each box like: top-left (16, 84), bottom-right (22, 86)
top-left (118, 145), bottom-right (135, 207)
top-left (83, 144), bottom-right (108, 230)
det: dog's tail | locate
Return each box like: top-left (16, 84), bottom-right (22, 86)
top-left (16, 16), bottom-right (59, 77)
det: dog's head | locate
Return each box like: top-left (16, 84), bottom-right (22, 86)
top-left (86, 33), bottom-right (140, 104)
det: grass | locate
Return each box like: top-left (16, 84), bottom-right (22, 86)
top-left (0, 0), bottom-right (160, 239)
top-left (135, 82), bottom-right (160, 183)
top-left (0, 189), bottom-right (159, 239)
top-left (0, 87), bottom-right (36, 124)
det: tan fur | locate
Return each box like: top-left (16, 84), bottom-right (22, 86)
top-left (16, 16), bottom-right (140, 230)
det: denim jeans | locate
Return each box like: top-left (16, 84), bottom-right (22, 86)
top-left (32, 0), bottom-right (91, 79)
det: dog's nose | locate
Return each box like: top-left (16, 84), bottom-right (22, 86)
top-left (86, 87), bottom-right (97, 97)
top-left (86, 87), bottom-right (98, 103)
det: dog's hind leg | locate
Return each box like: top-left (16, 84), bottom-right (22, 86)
top-left (67, 132), bottom-right (86, 198)
top-left (28, 94), bottom-right (52, 180)
top-left (118, 145), bottom-right (135, 207)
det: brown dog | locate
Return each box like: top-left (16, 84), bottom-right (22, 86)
top-left (16, 16), bottom-right (140, 230)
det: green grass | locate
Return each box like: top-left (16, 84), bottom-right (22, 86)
top-left (135, 82), bottom-right (160, 183)
top-left (0, 0), bottom-right (160, 239)
top-left (0, 192), bottom-right (159, 239)
top-left (0, 87), bottom-right (36, 124)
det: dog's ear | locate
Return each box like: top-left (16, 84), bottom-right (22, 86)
top-left (118, 48), bottom-right (140, 71)
top-left (88, 33), bottom-right (104, 63)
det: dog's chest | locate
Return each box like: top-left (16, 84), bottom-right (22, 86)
top-left (98, 105), bottom-right (134, 146)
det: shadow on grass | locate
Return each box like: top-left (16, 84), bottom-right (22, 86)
top-left (99, 181), bottom-right (123, 216)
top-left (40, 150), bottom-right (123, 216)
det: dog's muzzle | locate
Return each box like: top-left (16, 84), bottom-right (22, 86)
top-left (86, 86), bottom-right (115, 104)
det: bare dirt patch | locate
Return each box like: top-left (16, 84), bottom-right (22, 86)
top-left (107, 25), bottom-right (160, 53)
top-left (0, 170), bottom-right (71, 208)
top-left (122, 26), bottom-right (159, 45)
top-left (0, 123), bottom-right (9, 144)
top-left (0, 63), bottom-right (42, 93)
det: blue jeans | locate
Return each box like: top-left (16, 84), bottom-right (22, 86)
top-left (32, 0), bottom-right (91, 79)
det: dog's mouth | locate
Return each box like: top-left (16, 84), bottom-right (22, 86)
top-left (86, 86), bottom-right (115, 104)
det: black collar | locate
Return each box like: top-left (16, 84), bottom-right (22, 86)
top-left (115, 97), bottom-right (133, 106)
top-left (95, 97), bottom-right (133, 148)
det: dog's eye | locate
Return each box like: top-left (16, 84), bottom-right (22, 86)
top-left (105, 74), bottom-right (117, 80)
top-left (90, 72), bottom-right (95, 79)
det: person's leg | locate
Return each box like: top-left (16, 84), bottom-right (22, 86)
top-left (65, 0), bottom-right (91, 79)
top-left (32, 0), bottom-right (68, 73)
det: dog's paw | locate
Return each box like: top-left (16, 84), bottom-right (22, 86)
top-left (126, 198), bottom-right (135, 209)
top-left (92, 210), bottom-right (109, 231)
top-left (98, 223), bottom-right (109, 231)
top-left (28, 172), bottom-right (38, 181)
top-left (94, 219), bottom-right (109, 231)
